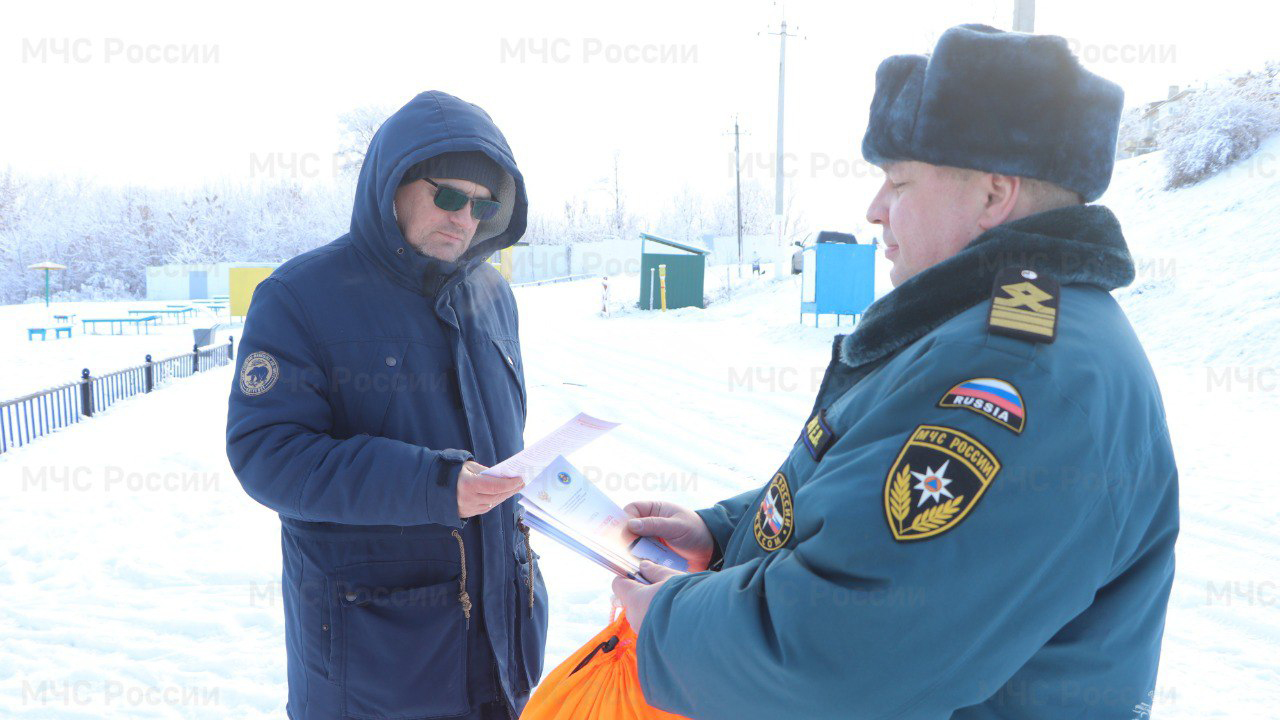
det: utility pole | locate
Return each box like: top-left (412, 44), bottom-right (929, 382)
top-left (768, 17), bottom-right (798, 247)
top-left (1013, 0), bottom-right (1035, 32)
top-left (725, 116), bottom-right (749, 277)
top-left (612, 150), bottom-right (623, 237)
top-left (735, 116), bottom-right (743, 277)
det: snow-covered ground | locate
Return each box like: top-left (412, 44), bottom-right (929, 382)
top-left (1, 140), bottom-right (1278, 718)
top-left (0, 300), bottom-right (236, 399)
top-left (1102, 138), bottom-right (1280, 717)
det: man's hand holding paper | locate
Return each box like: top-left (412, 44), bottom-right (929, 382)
top-left (519, 455), bottom-right (688, 580)
top-left (622, 500), bottom-right (714, 573)
top-left (456, 460), bottom-right (524, 519)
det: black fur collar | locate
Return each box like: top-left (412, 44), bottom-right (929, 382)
top-left (839, 204), bottom-right (1134, 369)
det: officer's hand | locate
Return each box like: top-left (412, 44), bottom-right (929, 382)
top-left (457, 461), bottom-right (524, 519)
top-left (612, 561), bottom-right (684, 631)
top-left (623, 500), bottom-right (714, 572)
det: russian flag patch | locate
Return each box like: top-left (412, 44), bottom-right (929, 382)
top-left (938, 378), bottom-right (1026, 434)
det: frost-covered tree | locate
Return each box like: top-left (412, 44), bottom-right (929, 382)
top-left (336, 105), bottom-right (395, 175)
top-left (655, 185), bottom-right (707, 244)
top-left (1161, 63), bottom-right (1280, 188)
top-left (0, 171), bottom-right (355, 304)
top-left (709, 178), bottom-right (774, 237)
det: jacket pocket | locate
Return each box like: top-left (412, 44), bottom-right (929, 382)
top-left (336, 562), bottom-right (469, 719)
top-left (336, 340), bottom-right (411, 437)
top-left (491, 336), bottom-right (526, 423)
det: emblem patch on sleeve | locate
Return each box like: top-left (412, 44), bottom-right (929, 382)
top-left (883, 425), bottom-right (1001, 542)
top-left (801, 408), bottom-right (836, 461)
top-left (988, 268), bottom-right (1059, 343)
top-left (754, 472), bottom-right (795, 552)
top-left (238, 351), bottom-right (280, 396)
top-left (938, 378), bottom-right (1026, 434)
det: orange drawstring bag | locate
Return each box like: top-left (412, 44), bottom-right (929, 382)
top-left (521, 609), bottom-right (689, 720)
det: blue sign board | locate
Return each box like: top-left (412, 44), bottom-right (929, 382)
top-left (800, 243), bottom-right (875, 324)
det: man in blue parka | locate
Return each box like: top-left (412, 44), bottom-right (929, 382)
top-left (615, 25), bottom-right (1178, 718)
top-left (226, 91), bottom-right (547, 720)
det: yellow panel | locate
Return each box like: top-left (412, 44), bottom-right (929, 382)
top-left (489, 246), bottom-right (514, 281)
top-left (229, 267), bottom-right (276, 318)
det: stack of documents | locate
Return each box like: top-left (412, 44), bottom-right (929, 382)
top-left (484, 414), bottom-right (688, 584)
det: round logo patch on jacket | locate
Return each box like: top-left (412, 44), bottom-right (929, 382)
top-left (239, 351), bottom-right (280, 396)
top-left (754, 472), bottom-right (794, 552)
top-left (884, 425), bottom-right (1001, 542)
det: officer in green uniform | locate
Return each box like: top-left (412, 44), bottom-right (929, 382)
top-left (614, 24), bottom-right (1178, 719)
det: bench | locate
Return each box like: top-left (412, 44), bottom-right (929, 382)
top-left (81, 316), bottom-right (160, 335)
top-left (128, 307), bottom-right (196, 324)
top-left (28, 326), bottom-right (73, 341)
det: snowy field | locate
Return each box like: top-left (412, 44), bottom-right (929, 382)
top-left (0, 300), bottom-right (236, 400)
top-left (1, 142), bottom-right (1279, 718)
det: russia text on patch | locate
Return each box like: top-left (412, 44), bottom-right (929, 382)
top-left (938, 377), bottom-right (1026, 434)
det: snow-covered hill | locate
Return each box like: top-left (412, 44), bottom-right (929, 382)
top-left (1102, 138), bottom-right (1280, 717)
top-left (1108, 136), bottom-right (1280, 371)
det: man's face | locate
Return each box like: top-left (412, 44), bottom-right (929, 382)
top-left (393, 177), bottom-right (492, 263)
top-left (866, 161), bottom-right (990, 286)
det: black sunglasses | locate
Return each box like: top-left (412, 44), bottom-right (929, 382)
top-left (422, 178), bottom-right (502, 221)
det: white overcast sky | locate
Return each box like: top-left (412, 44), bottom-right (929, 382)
top-left (2, 0), bottom-right (1276, 237)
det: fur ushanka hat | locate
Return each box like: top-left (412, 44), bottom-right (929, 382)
top-left (861, 24), bottom-right (1125, 202)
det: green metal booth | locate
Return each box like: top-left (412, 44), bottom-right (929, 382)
top-left (639, 233), bottom-right (709, 311)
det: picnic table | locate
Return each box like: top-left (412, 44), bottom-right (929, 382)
top-left (52, 313), bottom-right (77, 325)
top-left (188, 299), bottom-right (229, 316)
top-left (28, 326), bottom-right (73, 341)
top-left (128, 307), bottom-right (195, 324)
top-left (81, 316), bottom-right (160, 335)
top-left (190, 302), bottom-right (229, 316)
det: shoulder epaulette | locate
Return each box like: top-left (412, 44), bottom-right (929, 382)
top-left (987, 268), bottom-right (1059, 343)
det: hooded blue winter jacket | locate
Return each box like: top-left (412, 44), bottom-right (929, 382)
top-left (226, 91), bottom-right (547, 720)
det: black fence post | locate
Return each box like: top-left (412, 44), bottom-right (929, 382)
top-left (228, 336), bottom-right (235, 366)
top-left (80, 368), bottom-right (94, 417)
top-left (144, 354), bottom-right (154, 393)
top-left (192, 343), bottom-right (200, 373)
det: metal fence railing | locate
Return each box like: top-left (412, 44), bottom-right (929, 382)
top-left (511, 273), bottom-right (596, 288)
top-left (0, 337), bottom-right (235, 455)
